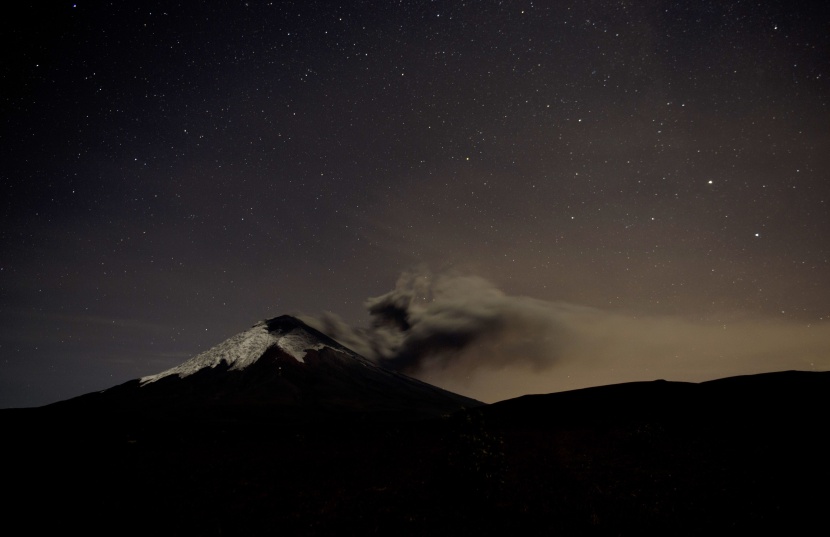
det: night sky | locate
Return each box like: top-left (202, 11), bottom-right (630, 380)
top-left (2, 1), bottom-right (829, 408)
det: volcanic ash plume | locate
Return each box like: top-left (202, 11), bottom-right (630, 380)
top-left (304, 270), bottom-right (590, 374)
top-left (302, 269), bottom-right (830, 403)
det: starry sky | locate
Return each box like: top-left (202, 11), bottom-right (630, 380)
top-left (2, 0), bottom-right (829, 408)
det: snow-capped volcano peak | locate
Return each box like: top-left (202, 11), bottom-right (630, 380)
top-left (58, 314), bottom-right (480, 419)
top-left (140, 315), bottom-right (349, 385)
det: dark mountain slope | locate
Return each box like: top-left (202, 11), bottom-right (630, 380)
top-left (2, 327), bottom-right (827, 537)
top-left (45, 315), bottom-right (480, 421)
top-left (479, 370), bottom-right (828, 427)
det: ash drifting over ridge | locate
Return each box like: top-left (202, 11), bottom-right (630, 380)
top-left (301, 269), bottom-right (830, 404)
top-left (301, 271), bottom-right (581, 374)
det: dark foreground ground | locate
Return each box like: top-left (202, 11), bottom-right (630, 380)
top-left (3, 371), bottom-right (828, 535)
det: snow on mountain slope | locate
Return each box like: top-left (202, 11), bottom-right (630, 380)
top-left (79, 315), bottom-right (485, 419)
top-left (140, 316), bottom-right (352, 385)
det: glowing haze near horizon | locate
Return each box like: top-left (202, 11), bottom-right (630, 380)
top-left (2, 1), bottom-right (829, 407)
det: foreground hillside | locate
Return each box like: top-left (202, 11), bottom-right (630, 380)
top-left (3, 370), bottom-right (828, 535)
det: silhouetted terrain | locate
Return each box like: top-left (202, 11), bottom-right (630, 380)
top-left (2, 318), bottom-right (827, 535)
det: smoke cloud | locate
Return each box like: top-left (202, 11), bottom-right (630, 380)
top-left (302, 269), bottom-right (830, 403)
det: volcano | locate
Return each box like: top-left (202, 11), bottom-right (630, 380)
top-left (53, 315), bottom-right (480, 420)
top-left (3, 316), bottom-right (827, 536)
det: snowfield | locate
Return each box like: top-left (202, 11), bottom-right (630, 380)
top-left (140, 320), bottom-right (346, 385)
